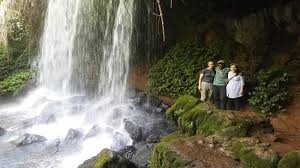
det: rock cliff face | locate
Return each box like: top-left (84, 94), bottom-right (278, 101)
top-left (0, 0), bottom-right (46, 96)
top-left (129, 1), bottom-right (300, 94)
top-left (2, 0), bottom-right (47, 58)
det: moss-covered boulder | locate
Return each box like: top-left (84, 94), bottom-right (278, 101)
top-left (225, 137), bottom-right (279, 168)
top-left (167, 95), bottom-right (272, 138)
top-left (151, 132), bottom-right (243, 168)
top-left (79, 148), bottom-right (137, 168)
top-left (158, 95), bottom-right (280, 168)
top-left (151, 132), bottom-right (191, 168)
top-left (278, 151), bottom-right (300, 168)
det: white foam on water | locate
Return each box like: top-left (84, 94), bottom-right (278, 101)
top-left (0, 0), bottom-right (137, 167)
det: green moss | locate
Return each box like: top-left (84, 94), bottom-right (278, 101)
top-left (160, 132), bottom-right (187, 143)
top-left (167, 95), bottom-right (270, 138)
top-left (226, 139), bottom-right (279, 168)
top-left (166, 95), bottom-right (199, 121)
top-left (94, 149), bottom-right (136, 168)
top-left (95, 149), bottom-right (112, 168)
top-left (151, 133), bottom-right (190, 168)
top-left (0, 71), bottom-right (32, 96)
top-left (278, 151), bottom-right (300, 168)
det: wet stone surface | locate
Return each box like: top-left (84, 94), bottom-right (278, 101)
top-left (15, 133), bottom-right (47, 147)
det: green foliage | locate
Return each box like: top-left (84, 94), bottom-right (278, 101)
top-left (7, 10), bottom-right (31, 59)
top-left (0, 0), bottom-right (44, 81)
top-left (0, 71), bottom-right (32, 96)
top-left (248, 68), bottom-right (291, 117)
top-left (278, 151), bottom-right (300, 168)
top-left (0, 41), bottom-right (36, 81)
top-left (148, 41), bottom-right (237, 98)
top-left (0, 54), bottom-right (32, 80)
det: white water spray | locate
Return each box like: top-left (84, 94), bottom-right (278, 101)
top-left (0, 0), bottom-right (140, 167)
top-left (37, 0), bottom-right (80, 94)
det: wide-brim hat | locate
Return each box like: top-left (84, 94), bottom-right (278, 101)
top-left (217, 60), bottom-right (225, 64)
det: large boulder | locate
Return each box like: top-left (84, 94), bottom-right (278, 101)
top-left (85, 125), bottom-right (101, 139)
top-left (278, 151), bottom-right (300, 168)
top-left (131, 143), bottom-right (155, 168)
top-left (159, 95), bottom-right (280, 168)
top-left (118, 146), bottom-right (137, 160)
top-left (64, 128), bottom-right (83, 143)
top-left (124, 119), bottom-right (144, 143)
top-left (167, 95), bottom-right (273, 138)
top-left (78, 148), bottom-right (137, 168)
top-left (15, 133), bottom-right (47, 147)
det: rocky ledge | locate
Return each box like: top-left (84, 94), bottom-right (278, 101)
top-left (78, 95), bottom-right (300, 168)
top-left (151, 95), bottom-right (300, 168)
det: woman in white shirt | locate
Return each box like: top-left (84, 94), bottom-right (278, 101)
top-left (226, 64), bottom-right (245, 111)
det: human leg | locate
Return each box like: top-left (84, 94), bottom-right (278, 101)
top-left (227, 98), bottom-right (233, 110)
top-left (219, 86), bottom-right (226, 110)
top-left (213, 85), bottom-right (220, 108)
top-left (207, 83), bottom-right (213, 101)
top-left (201, 82), bottom-right (208, 101)
top-left (234, 97), bottom-right (241, 111)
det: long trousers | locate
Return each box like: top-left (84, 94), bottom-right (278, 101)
top-left (213, 85), bottom-right (226, 110)
top-left (200, 82), bottom-right (213, 101)
top-left (227, 97), bottom-right (241, 111)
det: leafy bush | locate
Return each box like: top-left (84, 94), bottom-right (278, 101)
top-left (248, 68), bottom-right (291, 116)
top-left (0, 44), bottom-right (34, 80)
top-left (147, 41), bottom-right (237, 97)
top-left (0, 71), bottom-right (33, 96)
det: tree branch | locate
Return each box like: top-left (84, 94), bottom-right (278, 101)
top-left (154, 0), bottom-right (166, 42)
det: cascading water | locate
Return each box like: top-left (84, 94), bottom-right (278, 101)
top-left (99, 1), bottom-right (134, 100)
top-left (37, 0), bottom-right (80, 94)
top-left (0, 0), bottom-right (168, 168)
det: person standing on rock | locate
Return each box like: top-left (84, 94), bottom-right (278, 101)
top-left (198, 61), bottom-right (215, 102)
top-left (226, 63), bottom-right (245, 111)
top-left (213, 60), bottom-right (230, 110)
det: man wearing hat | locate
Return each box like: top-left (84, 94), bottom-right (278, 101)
top-left (213, 60), bottom-right (230, 110)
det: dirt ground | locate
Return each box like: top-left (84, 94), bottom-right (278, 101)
top-left (172, 136), bottom-right (241, 168)
top-left (268, 85), bottom-right (300, 156)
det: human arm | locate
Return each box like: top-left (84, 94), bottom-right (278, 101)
top-left (240, 76), bottom-right (245, 95)
top-left (198, 73), bottom-right (204, 90)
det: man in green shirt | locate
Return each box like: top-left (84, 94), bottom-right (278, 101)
top-left (213, 60), bottom-right (230, 110)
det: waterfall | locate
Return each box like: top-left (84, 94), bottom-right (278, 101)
top-left (37, 0), bottom-right (134, 100)
top-left (0, 0), bottom-right (140, 167)
top-left (37, 0), bottom-right (80, 94)
top-left (99, 1), bottom-right (134, 101)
